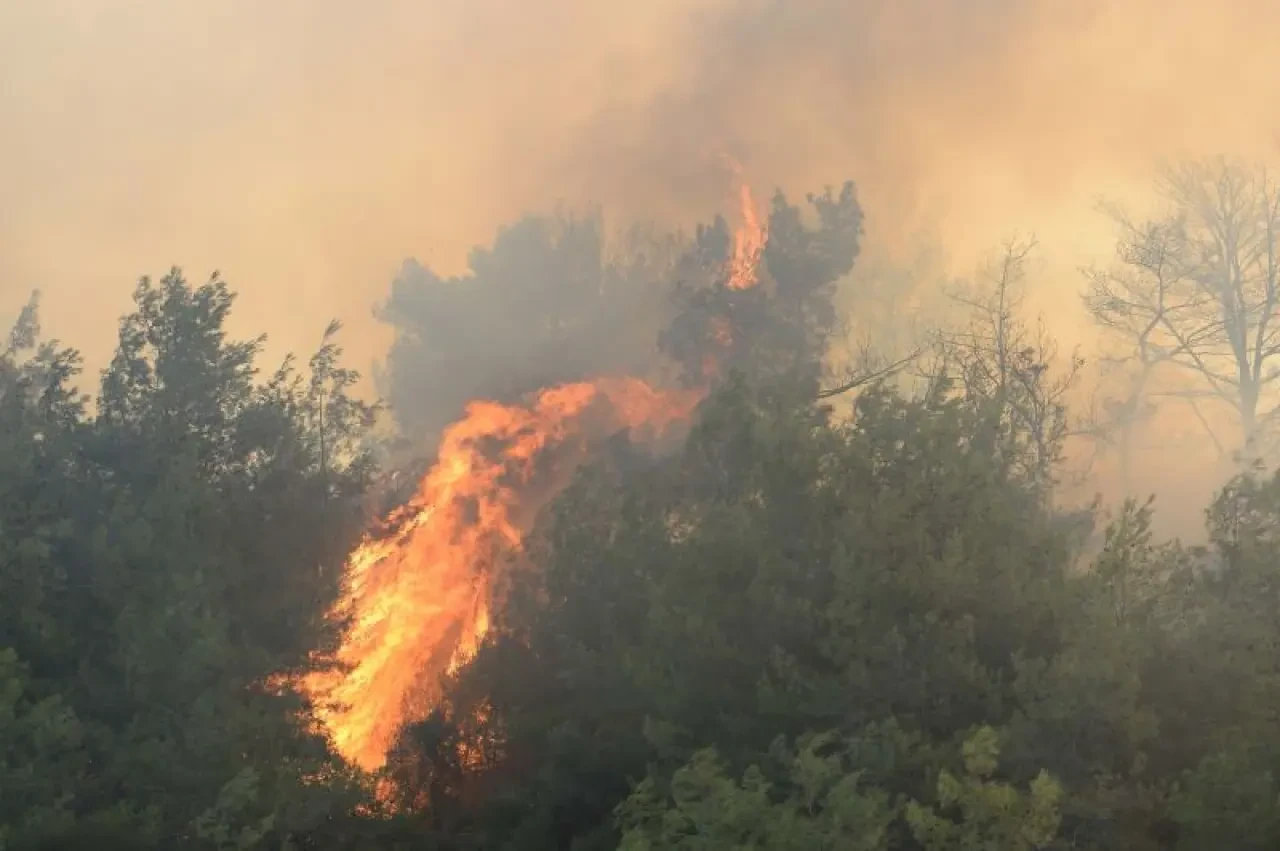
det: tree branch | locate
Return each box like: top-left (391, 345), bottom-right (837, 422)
top-left (816, 348), bottom-right (925, 399)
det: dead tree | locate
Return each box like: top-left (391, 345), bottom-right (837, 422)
top-left (1083, 211), bottom-right (1196, 494)
top-left (1088, 159), bottom-right (1280, 467)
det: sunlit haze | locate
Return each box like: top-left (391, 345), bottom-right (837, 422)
top-left (3, 0), bottom-right (1278, 530)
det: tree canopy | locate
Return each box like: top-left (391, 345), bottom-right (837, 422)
top-left (1085, 159), bottom-right (1280, 467)
top-left (6, 176), bottom-right (1280, 851)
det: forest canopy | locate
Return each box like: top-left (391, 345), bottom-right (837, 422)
top-left (5, 165), bottom-right (1280, 851)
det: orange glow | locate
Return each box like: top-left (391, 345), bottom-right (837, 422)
top-left (724, 161), bottom-right (767, 291)
top-left (702, 315), bottom-right (735, 380)
top-left (695, 159), bottom-right (768, 379)
top-left (301, 377), bottom-right (699, 770)
top-left (298, 165), bottom-right (763, 775)
top-left (710, 315), bottom-right (734, 347)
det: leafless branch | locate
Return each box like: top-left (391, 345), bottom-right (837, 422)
top-left (816, 347), bottom-right (926, 399)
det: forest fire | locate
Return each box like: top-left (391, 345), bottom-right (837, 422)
top-left (726, 180), bottom-right (768, 290)
top-left (302, 170), bottom-right (768, 773)
top-left (301, 378), bottom-right (700, 770)
top-left (700, 164), bottom-right (768, 377)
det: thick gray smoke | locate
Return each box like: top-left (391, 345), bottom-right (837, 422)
top-left (376, 212), bottom-right (679, 442)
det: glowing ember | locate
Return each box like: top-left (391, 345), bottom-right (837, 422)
top-left (301, 377), bottom-right (699, 770)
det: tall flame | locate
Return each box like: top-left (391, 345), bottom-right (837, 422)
top-left (725, 160), bottom-right (768, 291)
top-left (298, 164), bottom-right (767, 774)
top-left (700, 161), bottom-right (767, 377)
top-left (301, 378), bottom-right (699, 770)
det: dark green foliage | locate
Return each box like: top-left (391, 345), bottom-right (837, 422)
top-left (660, 183), bottom-right (862, 393)
top-left (617, 730), bottom-right (897, 850)
top-left (425, 373), bottom-right (1083, 848)
top-left (0, 273), bottom-right (378, 849)
top-left (9, 190), bottom-right (1280, 851)
top-left (386, 213), bottom-right (1280, 848)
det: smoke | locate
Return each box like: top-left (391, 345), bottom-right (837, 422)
top-left (376, 211), bottom-right (681, 443)
top-left (3, 0), bottom-right (1279, 531)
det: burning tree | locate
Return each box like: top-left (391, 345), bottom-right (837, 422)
top-left (299, 378), bottom-right (699, 771)
top-left (297, 166), bottom-right (869, 781)
top-left (660, 178), bottom-right (863, 394)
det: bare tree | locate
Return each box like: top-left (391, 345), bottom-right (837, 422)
top-left (1087, 159), bottom-right (1280, 467)
top-left (1083, 212), bottom-right (1195, 494)
top-left (816, 343), bottom-right (925, 399)
top-left (942, 237), bottom-right (1084, 498)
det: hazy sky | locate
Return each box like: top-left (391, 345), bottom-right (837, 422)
top-left (2, 0), bottom-right (1278, 399)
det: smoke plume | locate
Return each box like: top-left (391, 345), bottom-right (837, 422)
top-left (4, 0), bottom-right (1279, 532)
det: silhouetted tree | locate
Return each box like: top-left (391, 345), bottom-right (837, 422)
top-left (1086, 159), bottom-right (1280, 465)
top-left (378, 212), bottom-right (676, 446)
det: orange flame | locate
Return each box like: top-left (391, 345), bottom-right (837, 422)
top-left (695, 168), bottom-right (766, 380)
top-left (724, 160), bottom-right (767, 291)
top-left (296, 163), bottom-right (764, 775)
top-left (301, 378), bottom-right (699, 770)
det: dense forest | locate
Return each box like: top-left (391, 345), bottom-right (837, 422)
top-left (6, 161), bottom-right (1280, 851)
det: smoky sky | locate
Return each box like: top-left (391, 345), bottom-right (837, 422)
top-left (3, 0), bottom-right (1279, 534)
top-left (4, 0), bottom-right (1278, 371)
